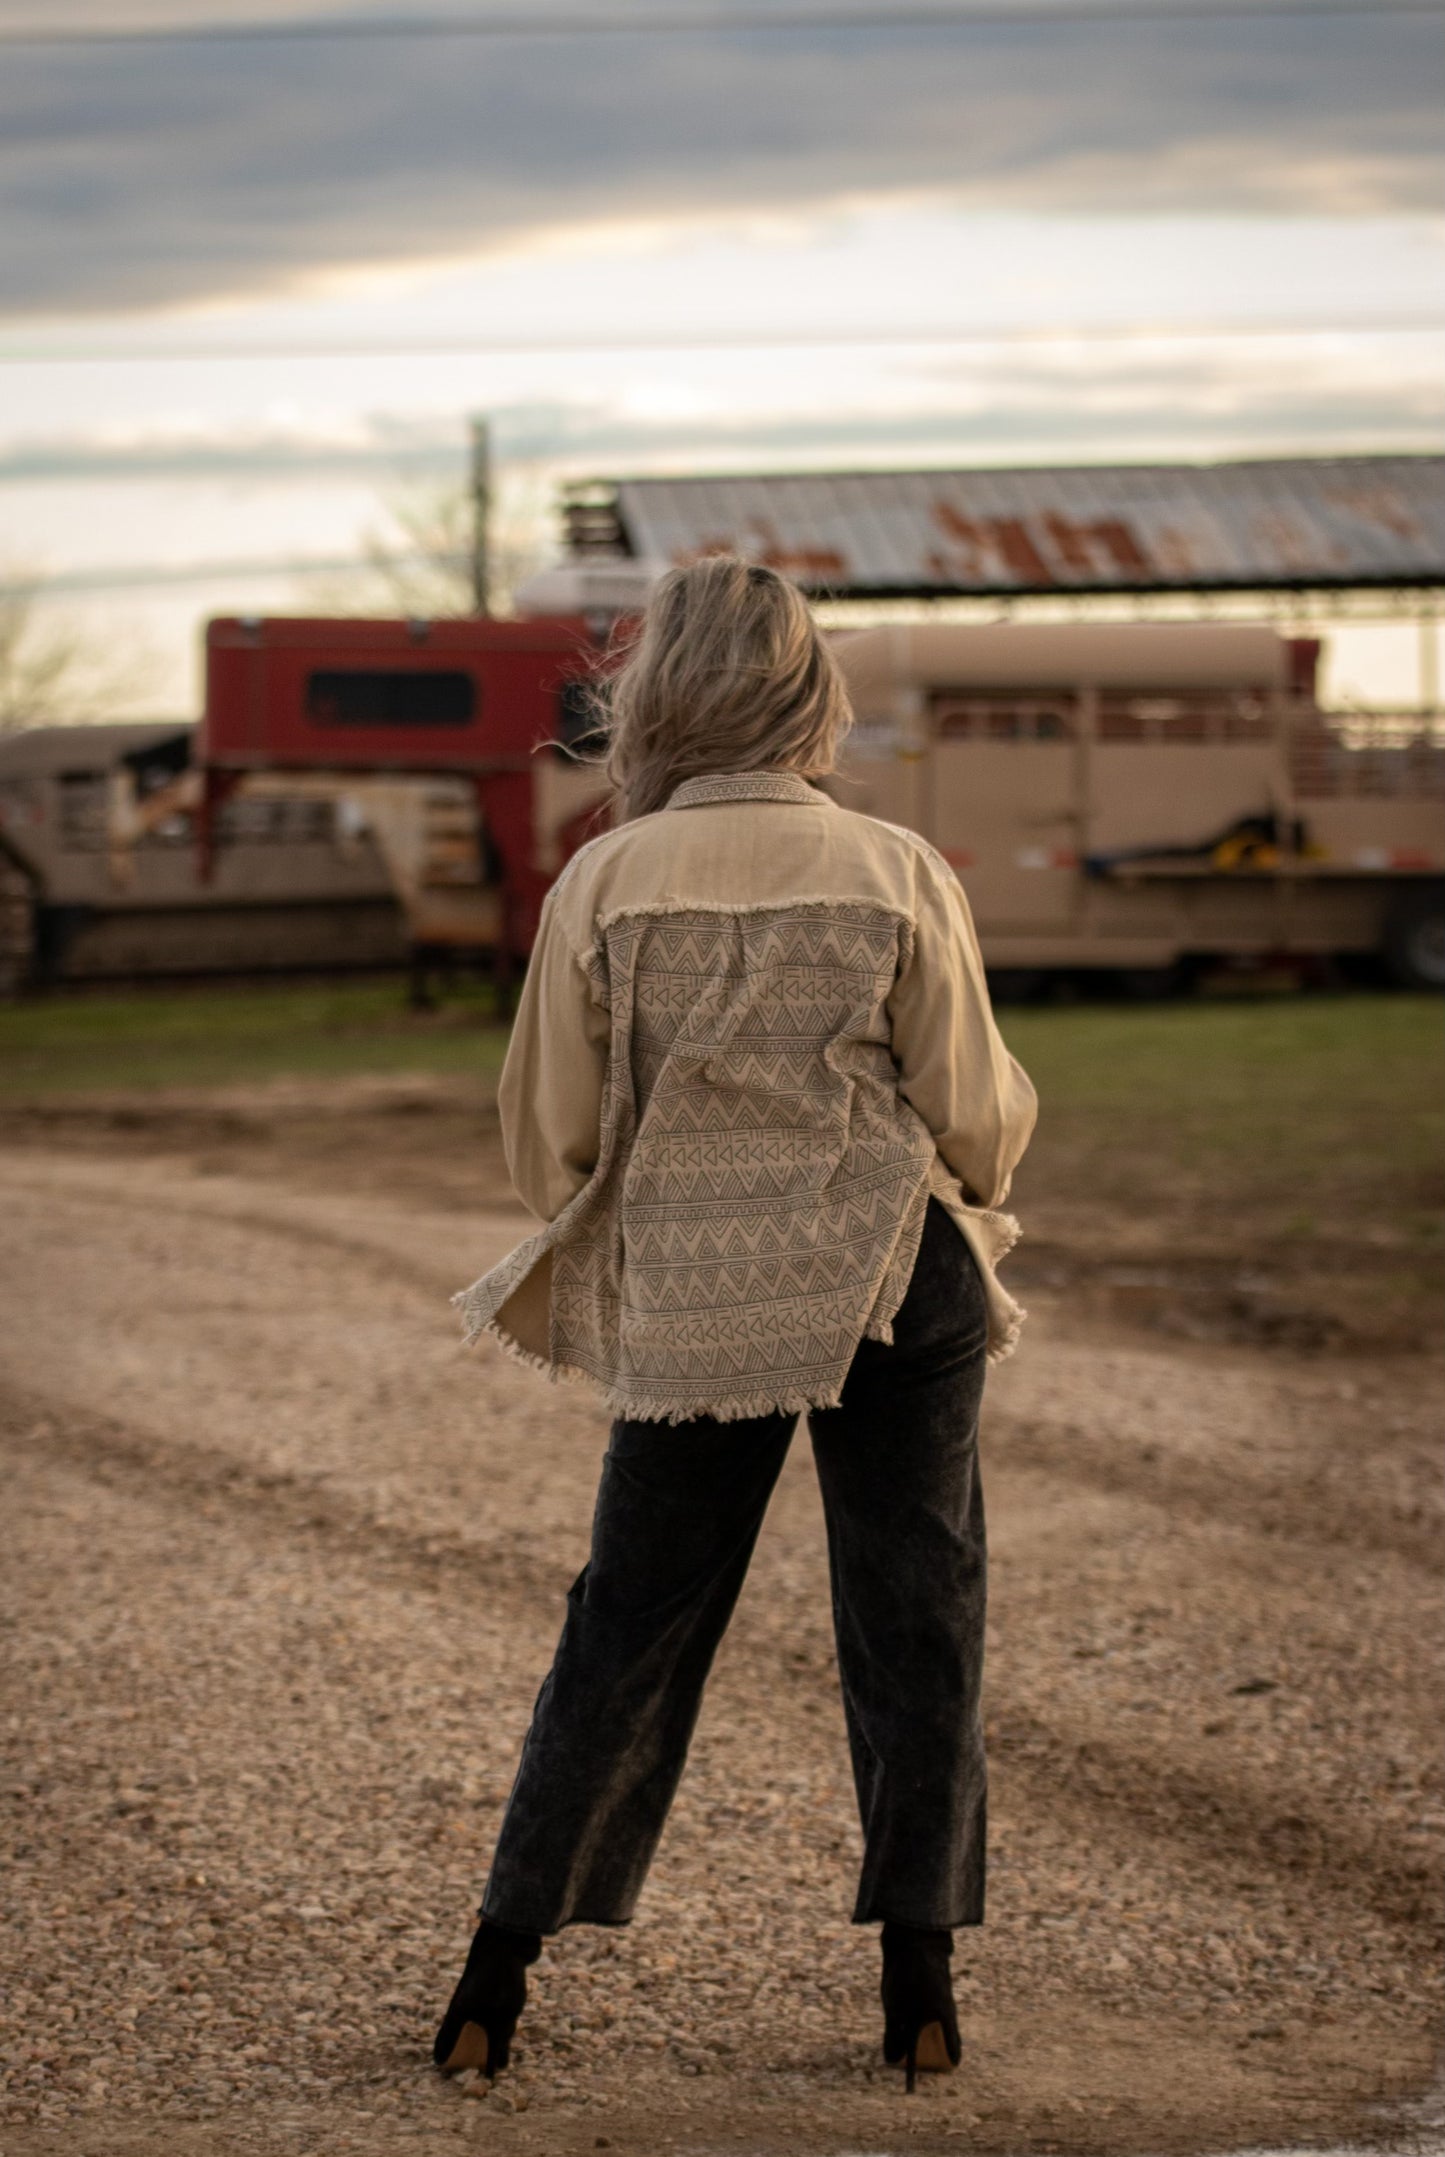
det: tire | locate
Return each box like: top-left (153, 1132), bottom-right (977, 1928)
top-left (0, 868), bottom-right (35, 996)
top-left (1382, 884), bottom-right (1445, 991)
top-left (986, 967), bottom-right (1049, 1005)
top-left (1112, 963), bottom-right (1183, 1002)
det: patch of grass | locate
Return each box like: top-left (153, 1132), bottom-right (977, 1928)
top-left (3, 982), bottom-right (1441, 1252)
top-left (0, 979), bottom-right (513, 1098)
top-left (1002, 993), bottom-right (1445, 1239)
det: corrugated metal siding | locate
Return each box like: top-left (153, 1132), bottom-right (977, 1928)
top-left (588, 456), bottom-right (1445, 597)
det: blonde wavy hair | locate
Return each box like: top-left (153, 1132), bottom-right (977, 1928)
top-left (599, 555), bottom-right (853, 822)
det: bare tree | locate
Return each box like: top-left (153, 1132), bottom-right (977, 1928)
top-left (300, 460), bottom-right (555, 621)
top-left (0, 567), bottom-right (160, 733)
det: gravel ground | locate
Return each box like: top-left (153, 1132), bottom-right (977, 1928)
top-left (1, 1089), bottom-right (1441, 2157)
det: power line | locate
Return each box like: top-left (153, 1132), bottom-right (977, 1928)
top-left (2, 0), bottom-right (1442, 46)
top-left (4, 316), bottom-right (1444, 366)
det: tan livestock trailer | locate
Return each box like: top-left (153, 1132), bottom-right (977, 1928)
top-left (0, 722), bottom-right (410, 984)
top-left (828, 622), bottom-right (1445, 989)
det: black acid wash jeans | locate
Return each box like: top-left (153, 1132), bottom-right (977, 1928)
top-left (479, 1194), bottom-right (990, 1936)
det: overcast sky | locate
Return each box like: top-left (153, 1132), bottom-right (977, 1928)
top-left (1, 0), bottom-right (1442, 711)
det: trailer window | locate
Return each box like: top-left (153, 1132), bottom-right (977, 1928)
top-left (1097, 693), bottom-right (1271, 742)
top-left (932, 696), bottom-right (1074, 741)
top-left (306, 670), bottom-right (476, 729)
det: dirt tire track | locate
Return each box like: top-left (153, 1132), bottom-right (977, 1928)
top-left (994, 1407), bottom-right (1442, 1571)
top-left (0, 1153), bottom-right (480, 1306)
top-left (0, 1379), bottom-right (572, 1620)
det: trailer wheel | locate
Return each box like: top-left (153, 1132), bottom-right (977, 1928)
top-left (1382, 885), bottom-right (1445, 991)
top-left (986, 967), bottom-right (1049, 1005)
top-left (1113, 963), bottom-right (1183, 1002)
top-left (0, 856), bottom-right (36, 996)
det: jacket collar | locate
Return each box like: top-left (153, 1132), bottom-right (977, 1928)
top-left (664, 769), bottom-right (831, 811)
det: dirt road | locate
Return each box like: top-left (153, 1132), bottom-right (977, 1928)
top-left (2, 1081), bottom-right (1441, 2157)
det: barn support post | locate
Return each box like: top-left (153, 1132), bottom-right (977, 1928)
top-left (888, 622), bottom-right (930, 839)
top-left (1421, 610), bottom-right (1440, 717)
top-left (1271, 683), bottom-right (1300, 957)
top-left (1074, 685), bottom-right (1098, 950)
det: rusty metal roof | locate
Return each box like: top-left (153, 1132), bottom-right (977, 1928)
top-left (563, 455), bottom-right (1445, 598)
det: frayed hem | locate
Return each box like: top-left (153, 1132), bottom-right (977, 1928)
top-left (595, 1375), bottom-right (850, 1426)
top-left (924, 1182), bottom-right (1027, 1362)
top-left (985, 1300), bottom-right (1027, 1364)
top-left (454, 1300), bottom-right (850, 1426)
top-left (452, 1282), bottom-right (509, 1347)
top-left (458, 1305), bottom-right (596, 1393)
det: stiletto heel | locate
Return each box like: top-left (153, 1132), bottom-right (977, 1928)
top-left (881, 1922), bottom-right (961, 2091)
top-left (433, 1920), bottom-right (542, 2077)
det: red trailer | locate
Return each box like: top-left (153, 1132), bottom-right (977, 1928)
top-left (198, 615), bottom-right (616, 986)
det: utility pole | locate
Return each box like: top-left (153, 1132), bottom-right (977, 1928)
top-left (469, 417), bottom-right (491, 617)
top-left (1421, 607), bottom-right (1440, 716)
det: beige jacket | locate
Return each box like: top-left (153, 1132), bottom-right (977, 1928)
top-left (453, 768), bottom-right (1037, 1424)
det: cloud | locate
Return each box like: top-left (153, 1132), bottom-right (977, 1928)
top-left (4, 340), bottom-right (1440, 496)
top-left (489, 371), bottom-right (1445, 468)
top-left (0, 418), bottom-right (465, 483)
top-left (1, 9), bottom-right (1442, 319)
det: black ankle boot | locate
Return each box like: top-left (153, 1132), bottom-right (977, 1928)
top-left (880, 1920), bottom-right (962, 2092)
top-left (433, 1919), bottom-right (542, 2075)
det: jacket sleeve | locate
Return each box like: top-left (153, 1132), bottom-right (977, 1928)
top-left (497, 889), bottom-right (611, 1223)
top-left (886, 853), bottom-right (1038, 1208)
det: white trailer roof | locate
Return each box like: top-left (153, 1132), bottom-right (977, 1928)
top-left (834, 621), bottom-right (1290, 695)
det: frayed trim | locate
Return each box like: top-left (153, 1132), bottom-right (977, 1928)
top-left (665, 771), bottom-right (828, 812)
top-left (451, 1277), bottom-right (537, 1350)
top-left (592, 894), bottom-right (916, 935)
top-left (981, 1208), bottom-right (1023, 1264)
top-left (578, 895), bottom-right (915, 1001)
top-left (985, 1299), bottom-right (1027, 1365)
top-left (466, 1307), bottom-right (855, 1427)
top-left (921, 1177), bottom-right (1028, 1363)
top-left (595, 1376), bottom-right (851, 1427)
top-left (470, 1311), bottom-right (608, 1396)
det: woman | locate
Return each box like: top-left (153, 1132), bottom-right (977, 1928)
top-left (435, 555), bottom-right (1037, 2091)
